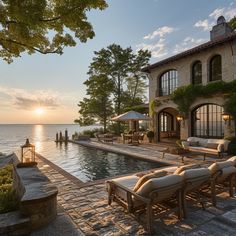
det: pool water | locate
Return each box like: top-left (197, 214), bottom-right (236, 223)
top-left (40, 142), bottom-right (166, 182)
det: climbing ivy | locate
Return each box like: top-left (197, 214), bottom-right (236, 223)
top-left (170, 80), bottom-right (236, 117)
top-left (149, 99), bottom-right (162, 117)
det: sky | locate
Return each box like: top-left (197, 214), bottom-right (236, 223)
top-left (0, 0), bottom-right (236, 124)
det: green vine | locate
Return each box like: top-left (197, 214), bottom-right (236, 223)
top-left (171, 80), bottom-right (236, 117)
top-left (149, 99), bottom-right (162, 117)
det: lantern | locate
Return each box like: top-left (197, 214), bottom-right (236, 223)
top-left (176, 114), bottom-right (184, 122)
top-left (21, 139), bottom-right (35, 163)
top-left (222, 112), bottom-right (230, 124)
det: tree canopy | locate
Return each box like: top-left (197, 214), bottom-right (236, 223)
top-left (228, 16), bottom-right (236, 30)
top-left (0, 0), bottom-right (107, 63)
top-left (75, 44), bottom-right (151, 133)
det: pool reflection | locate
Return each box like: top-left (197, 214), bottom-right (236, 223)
top-left (39, 142), bottom-right (167, 182)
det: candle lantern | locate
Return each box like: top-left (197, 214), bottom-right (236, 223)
top-left (21, 139), bottom-right (35, 163)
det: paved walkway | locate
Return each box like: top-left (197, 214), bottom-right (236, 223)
top-left (35, 143), bottom-right (236, 236)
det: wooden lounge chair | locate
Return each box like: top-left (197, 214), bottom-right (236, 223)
top-left (106, 172), bottom-right (183, 233)
top-left (208, 160), bottom-right (236, 206)
top-left (179, 168), bottom-right (211, 218)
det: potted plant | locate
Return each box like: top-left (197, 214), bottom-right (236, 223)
top-left (147, 130), bottom-right (155, 143)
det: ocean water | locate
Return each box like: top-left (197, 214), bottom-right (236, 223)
top-left (0, 124), bottom-right (163, 182)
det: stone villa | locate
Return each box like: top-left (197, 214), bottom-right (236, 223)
top-left (143, 16), bottom-right (236, 143)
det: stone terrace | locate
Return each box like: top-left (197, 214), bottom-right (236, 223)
top-left (35, 145), bottom-right (236, 236)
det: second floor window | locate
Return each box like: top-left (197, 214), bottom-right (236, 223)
top-left (210, 55), bottom-right (222, 81)
top-left (160, 70), bottom-right (178, 96)
top-left (192, 61), bottom-right (202, 85)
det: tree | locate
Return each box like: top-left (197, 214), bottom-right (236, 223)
top-left (0, 0), bottom-right (107, 63)
top-left (228, 16), bottom-right (236, 30)
top-left (75, 75), bottom-right (113, 132)
top-left (76, 44), bottom-right (151, 133)
top-left (88, 44), bottom-right (151, 115)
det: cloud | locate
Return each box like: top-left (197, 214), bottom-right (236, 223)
top-left (143, 26), bottom-right (175, 40)
top-left (194, 20), bottom-right (213, 31)
top-left (173, 37), bottom-right (207, 54)
top-left (195, 4), bottom-right (236, 31)
top-left (136, 38), bottom-right (168, 58)
top-left (0, 86), bottom-right (59, 110)
top-left (137, 26), bottom-right (176, 59)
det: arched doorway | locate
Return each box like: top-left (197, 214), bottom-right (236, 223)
top-left (157, 108), bottom-right (180, 142)
top-left (191, 103), bottom-right (224, 138)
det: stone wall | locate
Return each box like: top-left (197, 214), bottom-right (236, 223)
top-left (148, 39), bottom-right (236, 140)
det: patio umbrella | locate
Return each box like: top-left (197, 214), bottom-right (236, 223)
top-left (112, 111), bottom-right (151, 132)
top-left (111, 110), bottom-right (151, 121)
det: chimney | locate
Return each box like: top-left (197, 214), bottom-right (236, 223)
top-left (210, 16), bottom-right (233, 40)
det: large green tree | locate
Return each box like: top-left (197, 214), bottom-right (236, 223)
top-left (88, 44), bottom-right (151, 115)
top-left (76, 44), bottom-right (151, 133)
top-left (0, 0), bottom-right (107, 63)
top-left (75, 75), bottom-right (113, 132)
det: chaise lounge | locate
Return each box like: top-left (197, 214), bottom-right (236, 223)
top-left (106, 168), bottom-right (183, 233)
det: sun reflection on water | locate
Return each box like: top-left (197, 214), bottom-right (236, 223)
top-left (33, 125), bottom-right (44, 152)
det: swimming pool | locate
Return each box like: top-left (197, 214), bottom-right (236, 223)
top-left (39, 142), bottom-right (166, 182)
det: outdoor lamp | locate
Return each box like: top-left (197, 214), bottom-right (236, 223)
top-left (21, 138), bottom-right (35, 163)
top-left (222, 112), bottom-right (230, 124)
top-left (176, 114), bottom-right (184, 122)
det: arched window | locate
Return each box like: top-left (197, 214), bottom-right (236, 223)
top-left (209, 55), bottom-right (222, 81)
top-left (192, 61), bottom-right (202, 84)
top-left (192, 104), bottom-right (224, 138)
top-left (160, 70), bottom-right (178, 96)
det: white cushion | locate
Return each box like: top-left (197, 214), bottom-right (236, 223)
top-left (154, 166), bottom-right (178, 174)
top-left (179, 168), bottom-right (210, 180)
top-left (111, 175), bottom-right (139, 189)
top-left (187, 137), bottom-right (230, 152)
top-left (188, 146), bottom-right (219, 154)
top-left (208, 161), bottom-right (235, 175)
top-left (217, 166), bottom-right (236, 182)
top-left (136, 175), bottom-right (183, 197)
top-left (228, 156), bottom-right (236, 163)
top-left (133, 170), bottom-right (167, 192)
top-left (187, 137), bottom-right (208, 147)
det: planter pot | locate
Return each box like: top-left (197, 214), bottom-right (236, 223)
top-left (228, 143), bottom-right (236, 155)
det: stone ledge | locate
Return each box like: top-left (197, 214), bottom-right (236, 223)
top-left (12, 152), bottom-right (58, 230)
top-left (0, 211), bottom-right (30, 236)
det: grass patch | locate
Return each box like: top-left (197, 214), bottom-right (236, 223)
top-left (0, 165), bottom-right (19, 213)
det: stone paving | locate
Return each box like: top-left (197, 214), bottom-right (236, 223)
top-left (35, 147), bottom-right (236, 236)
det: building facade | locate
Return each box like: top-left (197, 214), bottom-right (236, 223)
top-left (143, 16), bottom-right (236, 142)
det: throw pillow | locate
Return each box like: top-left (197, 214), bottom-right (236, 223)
top-left (206, 143), bottom-right (219, 149)
top-left (133, 170), bottom-right (167, 192)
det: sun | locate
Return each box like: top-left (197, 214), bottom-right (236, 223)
top-left (35, 107), bottom-right (45, 115)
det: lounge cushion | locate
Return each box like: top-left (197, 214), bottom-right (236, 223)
top-left (188, 146), bottom-right (219, 154)
top-left (154, 166), bottom-right (178, 174)
top-left (133, 170), bottom-right (167, 192)
top-left (228, 156), bottom-right (236, 163)
top-left (208, 161), bottom-right (235, 175)
top-left (189, 141), bottom-right (199, 146)
top-left (108, 175), bottom-right (139, 201)
top-left (206, 143), bottom-right (219, 149)
top-left (174, 164), bottom-right (201, 175)
top-left (136, 175), bottom-right (183, 198)
top-left (217, 166), bottom-right (236, 182)
top-left (111, 175), bottom-right (139, 189)
top-left (179, 168), bottom-right (210, 180)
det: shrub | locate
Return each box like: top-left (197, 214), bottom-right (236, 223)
top-left (81, 128), bottom-right (104, 138)
top-left (0, 164), bottom-right (19, 213)
top-left (225, 136), bottom-right (236, 155)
